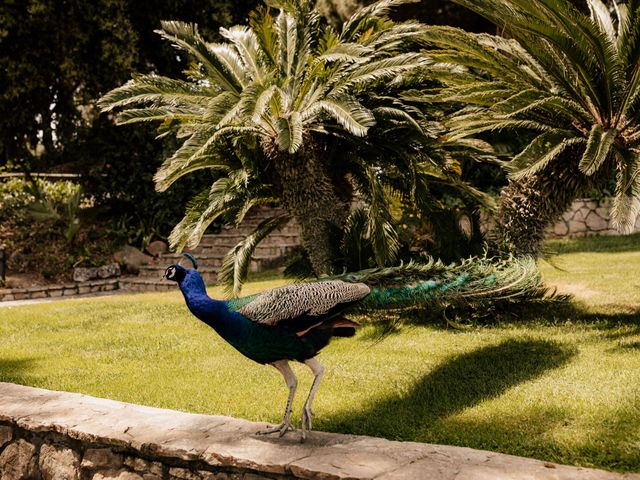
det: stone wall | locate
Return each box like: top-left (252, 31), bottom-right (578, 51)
top-left (549, 198), bottom-right (640, 238)
top-left (0, 279), bottom-right (119, 302)
top-left (0, 383), bottom-right (635, 480)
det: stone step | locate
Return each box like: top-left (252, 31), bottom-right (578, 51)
top-left (220, 224), bottom-right (300, 235)
top-left (137, 264), bottom-right (222, 276)
top-left (197, 243), bottom-right (298, 257)
top-left (199, 233), bottom-right (300, 247)
top-left (119, 272), bottom-right (218, 292)
top-left (158, 253), bottom-right (225, 263)
top-left (118, 278), bottom-right (177, 292)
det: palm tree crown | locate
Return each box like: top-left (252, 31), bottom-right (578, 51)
top-left (100, 0), bottom-right (488, 287)
top-left (423, 0), bottom-right (640, 236)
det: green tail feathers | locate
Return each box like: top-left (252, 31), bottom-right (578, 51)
top-left (329, 256), bottom-right (545, 312)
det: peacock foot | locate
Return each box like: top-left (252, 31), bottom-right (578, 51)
top-left (301, 406), bottom-right (315, 440)
top-left (257, 420), bottom-right (295, 437)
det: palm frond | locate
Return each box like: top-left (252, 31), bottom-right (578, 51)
top-left (220, 26), bottom-right (265, 82)
top-left (219, 215), bottom-right (291, 296)
top-left (97, 74), bottom-right (215, 112)
top-left (306, 98), bottom-right (376, 136)
top-left (156, 21), bottom-right (242, 95)
top-left (579, 124), bottom-right (618, 176)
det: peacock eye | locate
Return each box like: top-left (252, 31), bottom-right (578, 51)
top-left (166, 267), bottom-right (175, 279)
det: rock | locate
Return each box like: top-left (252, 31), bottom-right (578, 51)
top-left (97, 263), bottom-right (121, 279)
top-left (113, 246), bottom-right (153, 274)
top-left (124, 456), bottom-right (162, 475)
top-left (146, 241), bottom-right (168, 257)
top-left (553, 221), bottom-right (569, 236)
top-left (39, 443), bottom-right (80, 480)
top-left (568, 219), bottom-right (586, 234)
top-left (168, 467), bottom-right (200, 479)
top-left (93, 470), bottom-right (143, 480)
top-left (73, 267), bottom-right (98, 282)
top-left (0, 426), bottom-right (12, 448)
top-left (585, 211), bottom-right (608, 231)
top-left (82, 448), bottom-right (123, 470)
top-left (0, 439), bottom-right (37, 480)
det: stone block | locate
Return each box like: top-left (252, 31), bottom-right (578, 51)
top-left (142, 474), bottom-right (163, 480)
top-left (0, 426), bottom-right (12, 448)
top-left (568, 220), bottom-right (586, 233)
top-left (0, 439), bottom-right (37, 480)
top-left (49, 287), bottom-right (64, 297)
top-left (585, 211), bottom-right (608, 231)
top-left (82, 448), bottom-right (123, 470)
top-left (93, 470), bottom-right (143, 480)
top-left (168, 467), bottom-right (200, 479)
top-left (124, 456), bottom-right (162, 475)
top-left (29, 290), bottom-right (47, 299)
top-left (74, 267), bottom-right (98, 282)
top-left (572, 209), bottom-right (585, 222)
top-left (13, 292), bottom-right (27, 300)
top-left (97, 263), bottom-right (121, 279)
top-left (63, 288), bottom-right (78, 296)
top-left (78, 286), bottom-right (91, 294)
top-left (39, 443), bottom-right (80, 480)
top-left (1, 294), bottom-right (15, 301)
top-left (553, 222), bottom-right (569, 236)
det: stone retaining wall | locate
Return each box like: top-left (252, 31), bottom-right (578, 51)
top-left (0, 279), bottom-right (118, 302)
top-left (548, 198), bottom-right (640, 238)
top-left (0, 383), bottom-right (636, 480)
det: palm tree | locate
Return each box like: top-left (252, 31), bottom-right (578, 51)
top-left (421, 0), bottom-right (640, 256)
top-left (98, 0), bottom-right (436, 277)
top-left (99, 0), bottom-right (493, 289)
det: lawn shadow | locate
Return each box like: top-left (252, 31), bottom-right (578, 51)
top-left (544, 233), bottom-right (640, 255)
top-left (328, 338), bottom-right (575, 439)
top-left (0, 357), bottom-right (35, 385)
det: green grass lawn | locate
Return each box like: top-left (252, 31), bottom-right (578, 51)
top-left (1, 234), bottom-right (639, 472)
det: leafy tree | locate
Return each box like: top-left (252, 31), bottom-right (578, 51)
top-left (421, 0), bottom-right (640, 256)
top-left (100, 0), bottom-right (490, 284)
top-left (317, 0), bottom-right (493, 32)
top-left (1, 0), bottom-right (261, 253)
top-left (0, 0), bottom-right (138, 171)
top-left (0, 0), bottom-right (258, 173)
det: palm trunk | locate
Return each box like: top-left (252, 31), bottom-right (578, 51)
top-left (493, 154), bottom-right (602, 257)
top-left (270, 142), bottom-right (350, 276)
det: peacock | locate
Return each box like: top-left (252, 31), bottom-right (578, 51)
top-left (164, 253), bottom-right (543, 439)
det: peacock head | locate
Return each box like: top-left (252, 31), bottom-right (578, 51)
top-left (164, 264), bottom-right (187, 283)
top-left (164, 253), bottom-right (198, 284)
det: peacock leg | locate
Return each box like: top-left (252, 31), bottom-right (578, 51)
top-left (258, 360), bottom-right (298, 436)
top-left (301, 358), bottom-right (325, 440)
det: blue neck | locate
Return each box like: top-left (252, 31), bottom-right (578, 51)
top-left (177, 270), bottom-right (235, 335)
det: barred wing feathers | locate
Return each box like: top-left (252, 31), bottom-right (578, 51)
top-left (235, 280), bottom-right (371, 325)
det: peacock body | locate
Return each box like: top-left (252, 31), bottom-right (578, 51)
top-left (164, 254), bottom-right (542, 439)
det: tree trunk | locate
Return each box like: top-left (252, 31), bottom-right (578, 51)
top-left (270, 142), bottom-right (350, 276)
top-left (493, 154), bottom-right (602, 257)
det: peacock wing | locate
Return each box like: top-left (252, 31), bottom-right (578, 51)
top-left (236, 280), bottom-right (370, 325)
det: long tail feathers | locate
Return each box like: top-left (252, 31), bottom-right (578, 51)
top-left (327, 256), bottom-right (546, 313)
